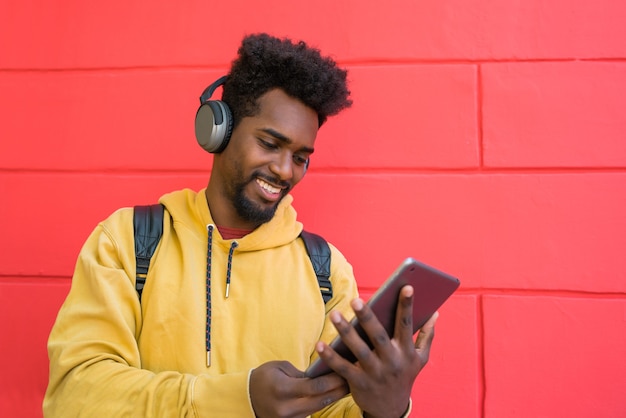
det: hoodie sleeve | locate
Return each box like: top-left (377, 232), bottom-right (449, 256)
top-left (43, 214), bottom-right (255, 417)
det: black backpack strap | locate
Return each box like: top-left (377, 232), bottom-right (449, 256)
top-left (131, 208), bottom-right (331, 304)
top-left (300, 230), bottom-right (333, 303)
top-left (133, 204), bottom-right (164, 301)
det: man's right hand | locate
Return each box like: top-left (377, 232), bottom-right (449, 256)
top-left (249, 361), bottom-right (349, 418)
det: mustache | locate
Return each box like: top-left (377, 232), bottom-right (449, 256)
top-left (252, 171), bottom-right (291, 191)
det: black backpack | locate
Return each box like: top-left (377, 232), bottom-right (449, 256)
top-left (133, 204), bottom-right (332, 303)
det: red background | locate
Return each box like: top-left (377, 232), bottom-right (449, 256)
top-left (1, 1), bottom-right (625, 417)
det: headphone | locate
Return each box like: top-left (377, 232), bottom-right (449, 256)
top-left (195, 76), bottom-right (233, 153)
top-left (193, 76), bottom-right (311, 172)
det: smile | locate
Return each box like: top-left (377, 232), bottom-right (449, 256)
top-left (256, 178), bottom-right (282, 194)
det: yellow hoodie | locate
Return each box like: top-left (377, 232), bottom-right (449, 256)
top-left (44, 188), bottom-right (363, 417)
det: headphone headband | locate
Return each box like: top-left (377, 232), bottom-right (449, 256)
top-left (199, 75), bottom-right (228, 104)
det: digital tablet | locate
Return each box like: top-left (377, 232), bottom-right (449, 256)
top-left (305, 257), bottom-right (460, 378)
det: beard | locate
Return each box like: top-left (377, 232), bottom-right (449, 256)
top-left (231, 169), bottom-right (291, 226)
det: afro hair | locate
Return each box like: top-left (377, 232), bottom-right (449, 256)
top-left (222, 33), bottom-right (352, 128)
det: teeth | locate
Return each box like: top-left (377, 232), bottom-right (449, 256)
top-left (257, 179), bottom-right (281, 194)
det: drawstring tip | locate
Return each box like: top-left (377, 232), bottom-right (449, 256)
top-left (206, 351), bottom-right (211, 367)
top-left (224, 241), bottom-right (237, 299)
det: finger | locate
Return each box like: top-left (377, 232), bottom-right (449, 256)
top-left (303, 370), bottom-right (348, 396)
top-left (276, 378), bottom-right (349, 418)
top-left (305, 373), bottom-right (350, 409)
top-left (414, 311), bottom-right (438, 356)
top-left (290, 373), bottom-right (350, 416)
top-left (314, 339), bottom-right (360, 379)
top-left (394, 285), bottom-right (416, 350)
top-left (349, 298), bottom-right (392, 357)
top-left (310, 382), bottom-right (351, 413)
top-left (286, 372), bottom-right (349, 415)
top-left (251, 362), bottom-right (349, 418)
top-left (276, 359), bottom-right (307, 378)
top-left (318, 307), bottom-right (382, 377)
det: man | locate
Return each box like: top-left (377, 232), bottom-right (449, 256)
top-left (44, 33), bottom-right (437, 417)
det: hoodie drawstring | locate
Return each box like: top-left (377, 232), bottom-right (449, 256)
top-left (205, 224), bottom-right (238, 367)
top-left (206, 225), bottom-right (214, 367)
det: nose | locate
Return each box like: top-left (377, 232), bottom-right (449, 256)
top-left (269, 152), bottom-right (294, 182)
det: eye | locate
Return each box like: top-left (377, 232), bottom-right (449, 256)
top-left (293, 154), bottom-right (308, 165)
top-left (258, 138), bottom-right (278, 150)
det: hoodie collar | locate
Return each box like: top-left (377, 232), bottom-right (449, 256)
top-left (159, 188), bottom-right (303, 251)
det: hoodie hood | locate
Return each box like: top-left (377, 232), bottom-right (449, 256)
top-left (159, 188), bottom-right (304, 251)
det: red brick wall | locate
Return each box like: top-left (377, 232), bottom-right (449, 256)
top-left (1, 1), bottom-right (625, 417)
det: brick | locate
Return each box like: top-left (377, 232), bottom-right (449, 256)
top-left (482, 62), bottom-right (626, 167)
top-left (344, 0), bottom-right (626, 60)
top-left (0, 173), bottom-right (207, 276)
top-left (319, 65), bottom-right (479, 169)
top-left (0, 169), bottom-right (626, 292)
top-left (483, 296), bottom-right (626, 417)
top-left (0, 65), bottom-right (477, 171)
top-left (291, 172), bottom-right (626, 292)
top-left (0, 1), bottom-right (350, 69)
top-left (0, 70), bottom-right (224, 171)
top-left (406, 295), bottom-right (481, 417)
top-left (0, 278), bottom-right (70, 417)
top-left (2, 1), bottom-right (625, 68)
top-left (3, 171), bottom-right (625, 290)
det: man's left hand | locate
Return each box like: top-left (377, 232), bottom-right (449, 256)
top-left (314, 285), bottom-right (438, 418)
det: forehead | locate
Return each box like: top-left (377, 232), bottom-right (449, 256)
top-left (250, 89), bottom-right (319, 145)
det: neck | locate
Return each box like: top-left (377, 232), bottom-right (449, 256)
top-left (204, 184), bottom-right (262, 230)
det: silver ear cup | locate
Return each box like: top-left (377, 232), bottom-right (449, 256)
top-left (194, 100), bottom-right (233, 153)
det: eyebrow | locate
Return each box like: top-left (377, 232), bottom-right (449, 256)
top-left (259, 128), bottom-right (315, 154)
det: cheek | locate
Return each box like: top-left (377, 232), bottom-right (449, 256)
top-left (222, 140), bottom-right (255, 170)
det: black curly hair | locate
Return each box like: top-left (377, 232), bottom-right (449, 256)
top-left (222, 33), bottom-right (352, 128)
